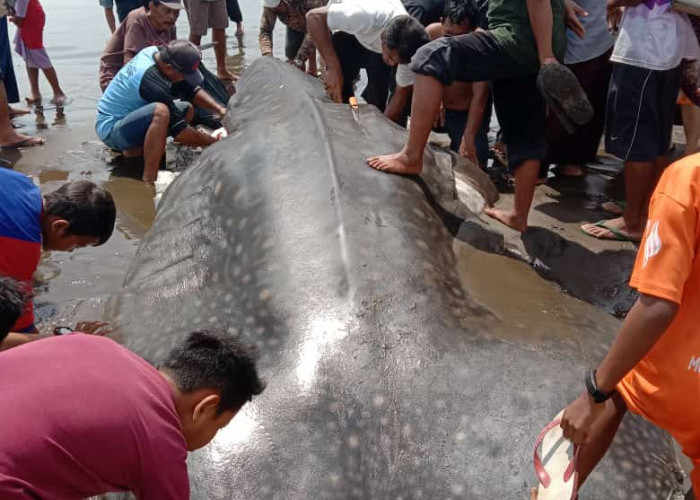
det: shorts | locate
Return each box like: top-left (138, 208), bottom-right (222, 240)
top-left (184, 0), bottom-right (228, 36)
top-left (605, 63), bottom-right (682, 162)
top-left (410, 31), bottom-right (535, 86)
top-left (102, 101), bottom-right (191, 151)
top-left (286, 28), bottom-right (304, 61)
top-left (99, 0), bottom-right (113, 7)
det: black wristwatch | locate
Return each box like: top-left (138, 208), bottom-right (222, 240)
top-left (586, 369), bottom-right (613, 404)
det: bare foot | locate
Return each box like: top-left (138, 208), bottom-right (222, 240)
top-left (50, 93), bottom-right (68, 106)
top-left (0, 132), bottom-right (44, 148)
top-left (25, 95), bottom-right (42, 106)
top-left (8, 105), bottom-right (30, 116)
top-left (366, 151), bottom-right (422, 175)
top-left (530, 487), bottom-right (538, 500)
top-left (581, 217), bottom-right (642, 242)
top-left (218, 69), bottom-right (237, 82)
top-left (484, 206), bottom-right (528, 232)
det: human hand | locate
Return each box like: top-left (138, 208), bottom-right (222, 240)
top-left (564, 0), bottom-right (587, 39)
top-left (323, 62), bottom-right (343, 103)
top-left (211, 127), bottom-right (228, 141)
top-left (607, 1), bottom-right (623, 32)
top-left (459, 134), bottom-right (478, 165)
top-left (75, 321), bottom-right (112, 336)
top-left (560, 391), bottom-right (607, 444)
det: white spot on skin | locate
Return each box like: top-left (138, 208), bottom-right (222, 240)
top-left (455, 431), bottom-right (466, 442)
top-left (330, 474), bottom-right (341, 487)
top-left (224, 294), bottom-right (233, 302)
top-left (226, 218), bottom-right (234, 227)
top-left (373, 395), bottom-right (385, 407)
top-left (329, 402), bottom-right (339, 412)
top-left (451, 484), bottom-right (465, 495)
top-left (227, 327), bottom-right (239, 335)
top-left (347, 435), bottom-right (360, 448)
top-left (235, 244), bottom-right (243, 256)
top-left (208, 316), bottom-right (218, 323)
top-left (245, 316), bottom-right (255, 324)
top-left (238, 218), bottom-right (248, 230)
top-left (193, 317), bottom-right (201, 324)
top-left (259, 289), bottom-right (271, 301)
top-left (214, 181), bottom-right (223, 197)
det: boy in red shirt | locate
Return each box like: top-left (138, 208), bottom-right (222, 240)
top-left (553, 153), bottom-right (700, 497)
top-left (0, 168), bottom-right (116, 333)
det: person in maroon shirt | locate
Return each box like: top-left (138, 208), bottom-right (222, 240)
top-left (0, 330), bottom-right (265, 499)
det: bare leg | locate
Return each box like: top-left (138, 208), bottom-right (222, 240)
top-left (582, 160), bottom-right (654, 241)
top-left (367, 74), bottom-right (443, 174)
top-left (682, 104), bottom-right (700, 156)
top-left (123, 147), bottom-right (143, 158)
top-left (26, 66), bottom-right (41, 104)
top-left (484, 160), bottom-right (540, 232)
top-left (42, 67), bottom-right (67, 105)
top-left (213, 29), bottom-right (234, 80)
top-left (142, 103), bottom-right (170, 183)
top-left (308, 51), bottom-right (318, 76)
top-left (189, 33), bottom-right (202, 46)
top-left (0, 82), bottom-right (43, 147)
top-left (236, 22), bottom-right (244, 36)
top-left (104, 7), bottom-right (116, 34)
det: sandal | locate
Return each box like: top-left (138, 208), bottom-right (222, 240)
top-left (534, 411), bottom-right (580, 500)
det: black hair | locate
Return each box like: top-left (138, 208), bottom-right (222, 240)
top-left (161, 331), bottom-right (266, 413)
top-left (0, 276), bottom-right (28, 341)
top-left (384, 15), bottom-right (430, 64)
top-left (442, 0), bottom-right (479, 26)
top-left (43, 181), bottom-right (116, 245)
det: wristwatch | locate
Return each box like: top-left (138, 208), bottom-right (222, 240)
top-left (585, 369), bottom-right (613, 403)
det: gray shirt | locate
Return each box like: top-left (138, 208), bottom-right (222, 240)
top-left (564, 0), bottom-right (615, 65)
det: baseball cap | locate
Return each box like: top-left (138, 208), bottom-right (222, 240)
top-left (154, 0), bottom-right (185, 9)
top-left (160, 40), bottom-right (204, 86)
top-left (262, 0), bottom-right (281, 8)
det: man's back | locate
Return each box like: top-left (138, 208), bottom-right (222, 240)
top-left (0, 334), bottom-right (189, 499)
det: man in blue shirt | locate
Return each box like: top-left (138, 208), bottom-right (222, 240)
top-left (96, 39), bottom-right (227, 183)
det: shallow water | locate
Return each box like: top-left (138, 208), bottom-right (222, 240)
top-left (3, 0), bottom-right (287, 329)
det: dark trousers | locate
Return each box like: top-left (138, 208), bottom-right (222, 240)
top-left (332, 32), bottom-right (392, 111)
top-left (226, 0), bottom-right (242, 23)
top-left (286, 28), bottom-right (305, 61)
top-left (546, 49), bottom-right (612, 166)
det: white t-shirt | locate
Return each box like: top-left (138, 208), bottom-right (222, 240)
top-left (611, 0), bottom-right (699, 71)
top-left (327, 0), bottom-right (416, 87)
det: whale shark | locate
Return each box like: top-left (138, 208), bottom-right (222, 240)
top-left (107, 57), bottom-right (686, 499)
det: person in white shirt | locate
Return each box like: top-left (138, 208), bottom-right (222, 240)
top-left (581, 0), bottom-right (700, 243)
top-left (306, 0), bottom-right (428, 116)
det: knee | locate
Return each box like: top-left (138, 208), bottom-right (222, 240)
top-left (152, 103), bottom-right (170, 125)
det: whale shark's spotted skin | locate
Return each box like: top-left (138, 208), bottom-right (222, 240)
top-left (107, 58), bottom-right (684, 499)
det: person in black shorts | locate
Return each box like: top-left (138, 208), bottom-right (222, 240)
top-left (367, 0), bottom-right (591, 233)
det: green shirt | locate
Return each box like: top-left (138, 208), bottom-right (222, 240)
top-left (488, 0), bottom-right (566, 70)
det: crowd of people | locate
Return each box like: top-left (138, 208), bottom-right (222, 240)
top-left (0, 0), bottom-right (700, 498)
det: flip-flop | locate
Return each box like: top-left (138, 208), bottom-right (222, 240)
top-left (534, 411), bottom-right (580, 500)
top-left (1, 137), bottom-right (44, 149)
top-left (581, 220), bottom-right (636, 242)
top-left (538, 64), bottom-right (594, 133)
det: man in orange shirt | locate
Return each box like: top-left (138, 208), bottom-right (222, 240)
top-left (554, 153), bottom-right (700, 497)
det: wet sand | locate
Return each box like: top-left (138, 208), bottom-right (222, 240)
top-left (2, 0), bottom-right (286, 330)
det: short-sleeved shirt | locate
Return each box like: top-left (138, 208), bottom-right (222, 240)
top-left (563, 0), bottom-right (614, 65)
top-left (258, 0), bottom-right (326, 63)
top-left (0, 334), bottom-right (189, 499)
top-left (96, 46), bottom-right (200, 140)
top-left (99, 7), bottom-right (176, 91)
top-left (115, 0), bottom-right (146, 22)
top-left (0, 168), bottom-right (42, 332)
top-left (326, 0), bottom-right (416, 87)
top-left (611, 0), bottom-right (699, 71)
top-left (617, 155), bottom-right (700, 463)
top-left (487, 0), bottom-right (566, 69)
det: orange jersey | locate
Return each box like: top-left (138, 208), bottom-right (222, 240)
top-left (617, 154), bottom-right (700, 487)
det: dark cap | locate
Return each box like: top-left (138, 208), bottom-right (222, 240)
top-left (160, 40), bottom-right (204, 86)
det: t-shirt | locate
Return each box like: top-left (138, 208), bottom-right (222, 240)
top-left (616, 155), bottom-right (700, 459)
top-left (326, 0), bottom-right (416, 87)
top-left (96, 46), bottom-right (200, 140)
top-left (99, 7), bottom-right (176, 92)
top-left (0, 334), bottom-right (189, 499)
top-left (611, 0), bottom-right (699, 71)
top-left (563, 0), bottom-right (614, 65)
top-left (0, 168), bottom-right (42, 332)
top-left (487, 0), bottom-right (566, 69)
top-left (401, 0), bottom-right (444, 26)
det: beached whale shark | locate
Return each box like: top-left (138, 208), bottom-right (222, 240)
top-left (107, 57), bottom-right (686, 499)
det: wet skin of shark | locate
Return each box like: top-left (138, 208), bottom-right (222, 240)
top-left (108, 58), bottom-right (685, 499)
